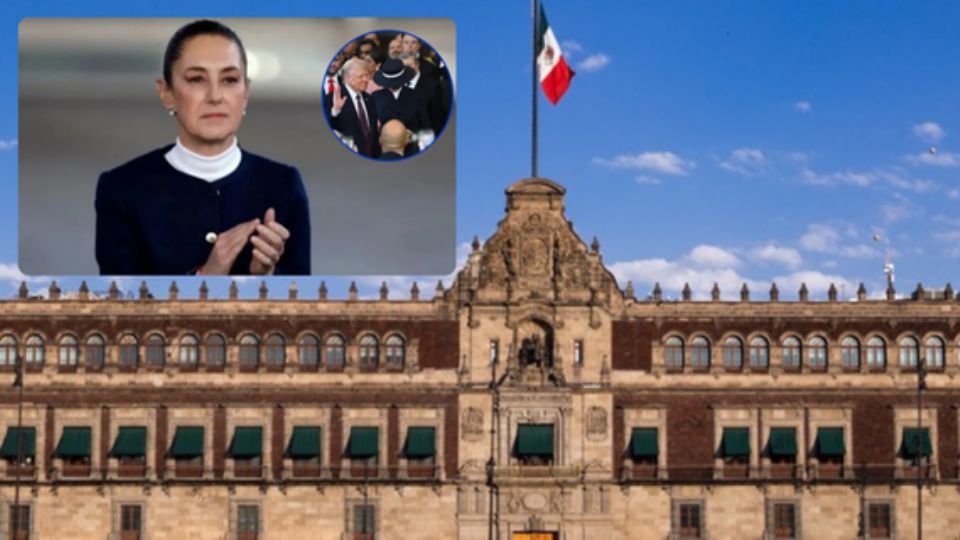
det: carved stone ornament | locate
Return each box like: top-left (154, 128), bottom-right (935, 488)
top-left (462, 407), bottom-right (484, 441)
top-left (586, 406), bottom-right (608, 440)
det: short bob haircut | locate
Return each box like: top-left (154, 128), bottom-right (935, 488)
top-left (162, 19), bottom-right (248, 86)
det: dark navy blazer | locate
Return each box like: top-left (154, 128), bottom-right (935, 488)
top-left (95, 146), bottom-right (311, 275)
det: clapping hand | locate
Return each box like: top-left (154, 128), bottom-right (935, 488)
top-left (249, 207), bottom-right (290, 275)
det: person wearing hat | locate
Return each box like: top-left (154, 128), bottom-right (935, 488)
top-left (371, 58), bottom-right (432, 154)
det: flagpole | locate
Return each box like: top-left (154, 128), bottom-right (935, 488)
top-left (531, 0), bottom-right (539, 178)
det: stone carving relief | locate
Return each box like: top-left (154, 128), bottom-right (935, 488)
top-left (586, 406), bottom-right (608, 440)
top-left (462, 407), bottom-right (484, 441)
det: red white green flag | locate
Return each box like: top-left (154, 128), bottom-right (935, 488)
top-left (536, 3), bottom-right (575, 105)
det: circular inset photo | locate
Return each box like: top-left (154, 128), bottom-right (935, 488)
top-left (322, 30), bottom-right (454, 161)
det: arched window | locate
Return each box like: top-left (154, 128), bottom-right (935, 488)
top-left (690, 336), bottom-right (710, 369)
top-left (239, 334), bottom-right (260, 369)
top-left (840, 337), bottom-right (860, 370)
top-left (24, 335), bottom-right (45, 368)
top-left (385, 335), bottom-right (405, 369)
top-left (59, 335), bottom-right (79, 367)
top-left (807, 336), bottom-right (827, 371)
top-left (665, 336), bottom-right (684, 370)
top-left (722, 337), bottom-right (743, 370)
top-left (85, 335), bottom-right (105, 370)
top-left (145, 334), bottom-right (166, 368)
top-left (179, 335), bottom-right (200, 367)
top-left (298, 335), bottom-right (319, 368)
top-left (0, 335), bottom-right (16, 367)
top-left (205, 334), bottom-right (226, 368)
top-left (898, 336), bottom-right (919, 368)
top-left (866, 337), bottom-right (886, 369)
top-left (781, 336), bottom-right (801, 370)
top-left (924, 337), bottom-right (945, 369)
top-left (265, 334), bottom-right (285, 369)
top-left (325, 335), bottom-right (346, 370)
top-left (119, 334), bottom-right (139, 369)
top-left (359, 335), bottom-right (379, 370)
top-left (748, 337), bottom-right (769, 370)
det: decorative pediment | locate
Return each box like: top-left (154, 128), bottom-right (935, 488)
top-left (455, 178), bottom-right (621, 307)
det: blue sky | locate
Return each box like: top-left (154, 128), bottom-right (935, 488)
top-left (1, 1), bottom-right (959, 300)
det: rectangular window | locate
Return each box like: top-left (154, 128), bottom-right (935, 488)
top-left (629, 428), bottom-right (658, 477)
top-left (573, 340), bottom-right (583, 365)
top-left (229, 427), bottom-right (263, 478)
top-left (120, 504), bottom-right (142, 540)
top-left (353, 504), bottom-right (375, 540)
top-left (348, 427), bottom-right (379, 478)
top-left (515, 424), bottom-right (554, 466)
top-left (170, 426), bottom-right (204, 478)
top-left (674, 501), bottom-right (703, 538)
top-left (9, 504), bottom-right (29, 540)
top-left (772, 502), bottom-right (797, 539)
top-left (288, 426), bottom-right (322, 478)
top-left (867, 502), bottom-right (892, 538)
top-left (237, 505), bottom-right (259, 540)
top-left (56, 426), bottom-right (92, 477)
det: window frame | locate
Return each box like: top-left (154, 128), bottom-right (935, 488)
top-left (781, 336), bottom-right (801, 371)
top-left (664, 336), bottom-right (684, 371)
top-left (689, 336), bottom-right (710, 370)
top-left (58, 334), bottom-right (79, 370)
top-left (840, 336), bottom-right (861, 371)
top-left (384, 334), bottom-right (405, 370)
top-left (866, 336), bottom-right (887, 370)
top-left (325, 334), bottom-right (346, 371)
top-left (806, 336), bottom-right (827, 371)
top-left (722, 336), bottom-right (743, 371)
top-left (298, 334), bottom-right (320, 371)
top-left (748, 336), bottom-right (769, 371)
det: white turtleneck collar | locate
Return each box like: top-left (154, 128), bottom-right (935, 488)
top-left (164, 137), bottom-right (242, 182)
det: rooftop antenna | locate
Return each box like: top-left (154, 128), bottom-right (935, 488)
top-left (873, 231), bottom-right (894, 290)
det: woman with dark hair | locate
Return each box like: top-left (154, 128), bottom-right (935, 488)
top-left (95, 19), bottom-right (310, 275)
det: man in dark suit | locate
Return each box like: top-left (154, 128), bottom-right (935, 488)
top-left (371, 58), bottom-right (431, 142)
top-left (325, 58), bottom-right (380, 158)
top-left (400, 52), bottom-right (449, 135)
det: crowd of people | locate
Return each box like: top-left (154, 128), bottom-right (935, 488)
top-left (323, 31), bottom-right (453, 160)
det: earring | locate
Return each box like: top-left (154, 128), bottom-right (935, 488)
top-left (168, 109), bottom-right (177, 117)
top-left (242, 109), bottom-right (247, 116)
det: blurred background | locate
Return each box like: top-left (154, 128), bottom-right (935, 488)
top-left (19, 18), bottom-right (456, 275)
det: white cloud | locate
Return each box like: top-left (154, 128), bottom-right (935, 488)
top-left (879, 193), bottom-right (921, 224)
top-left (794, 101), bottom-right (812, 113)
top-left (719, 148), bottom-right (767, 176)
top-left (752, 245), bottom-right (802, 270)
top-left (933, 230), bottom-right (960, 258)
top-left (355, 241), bottom-right (473, 298)
top-left (593, 151), bottom-right (695, 176)
top-left (688, 245), bottom-right (740, 268)
top-left (821, 260), bottom-right (838, 269)
top-left (802, 168), bottom-right (873, 187)
top-left (634, 175), bottom-right (662, 185)
top-left (576, 53), bottom-right (610, 72)
top-left (908, 150), bottom-right (960, 167)
top-left (912, 121), bottom-right (945, 142)
top-left (0, 139), bottom-right (17, 151)
top-left (609, 258), bottom-right (760, 300)
top-left (873, 171), bottom-right (936, 193)
top-left (771, 270), bottom-right (857, 299)
top-left (948, 189), bottom-right (960, 200)
top-left (561, 40), bottom-right (583, 56)
top-left (799, 223), bottom-right (879, 258)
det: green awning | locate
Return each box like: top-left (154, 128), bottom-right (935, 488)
top-left (630, 428), bottom-right (658, 458)
top-left (722, 427), bottom-right (750, 457)
top-left (0, 427), bottom-right (35, 458)
top-left (404, 427), bottom-right (436, 458)
top-left (110, 427), bottom-right (146, 457)
top-left (902, 428), bottom-right (933, 457)
top-left (348, 427), bottom-right (379, 458)
top-left (228, 427), bottom-right (263, 458)
top-left (287, 427), bottom-right (321, 458)
top-left (170, 426), bottom-right (204, 458)
top-left (816, 428), bottom-right (845, 457)
top-left (55, 427), bottom-right (91, 458)
top-left (769, 428), bottom-right (797, 457)
top-left (516, 425), bottom-right (554, 457)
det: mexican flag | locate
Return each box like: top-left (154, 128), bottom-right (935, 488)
top-left (536, 3), bottom-right (575, 105)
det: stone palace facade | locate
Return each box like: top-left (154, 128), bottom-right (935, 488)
top-left (2, 179), bottom-right (960, 539)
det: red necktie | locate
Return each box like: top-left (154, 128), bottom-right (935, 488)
top-left (327, 77), bottom-right (334, 94)
top-left (356, 95), bottom-right (372, 155)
